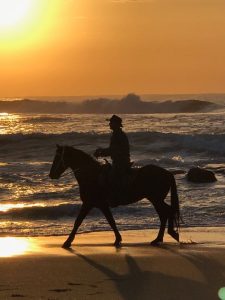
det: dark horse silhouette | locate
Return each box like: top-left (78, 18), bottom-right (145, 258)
top-left (49, 145), bottom-right (180, 248)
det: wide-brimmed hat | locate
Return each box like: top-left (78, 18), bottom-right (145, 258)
top-left (106, 115), bottom-right (123, 126)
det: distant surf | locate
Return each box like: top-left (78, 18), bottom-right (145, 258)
top-left (0, 93), bottom-right (223, 114)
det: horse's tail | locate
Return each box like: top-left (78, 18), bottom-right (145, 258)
top-left (170, 174), bottom-right (180, 233)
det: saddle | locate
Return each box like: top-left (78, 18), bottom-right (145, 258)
top-left (98, 162), bottom-right (138, 207)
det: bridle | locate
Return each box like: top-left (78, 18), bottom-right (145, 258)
top-left (54, 146), bottom-right (79, 178)
top-left (55, 146), bottom-right (66, 171)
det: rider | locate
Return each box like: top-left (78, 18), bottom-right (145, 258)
top-left (94, 115), bottom-right (131, 206)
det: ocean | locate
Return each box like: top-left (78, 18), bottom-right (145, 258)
top-left (0, 95), bottom-right (225, 237)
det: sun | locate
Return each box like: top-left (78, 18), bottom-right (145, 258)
top-left (0, 0), bottom-right (33, 28)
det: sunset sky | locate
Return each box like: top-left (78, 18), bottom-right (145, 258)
top-left (0, 0), bottom-right (225, 97)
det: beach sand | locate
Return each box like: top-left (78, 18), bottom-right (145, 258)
top-left (0, 228), bottom-right (225, 300)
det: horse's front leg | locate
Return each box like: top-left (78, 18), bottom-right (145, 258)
top-left (100, 206), bottom-right (122, 247)
top-left (62, 203), bottom-right (92, 249)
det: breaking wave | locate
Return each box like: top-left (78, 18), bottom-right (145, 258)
top-left (0, 203), bottom-right (79, 220)
top-left (0, 131), bottom-right (225, 157)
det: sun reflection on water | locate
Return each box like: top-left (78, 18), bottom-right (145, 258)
top-left (0, 113), bottom-right (20, 134)
top-left (0, 112), bottom-right (18, 118)
top-left (0, 202), bottom-right (47, 212)
top-left (0, 237), bottom-right (31, 257)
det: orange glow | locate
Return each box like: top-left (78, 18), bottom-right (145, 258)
top-left (0, 0), bottom-right (225, 96)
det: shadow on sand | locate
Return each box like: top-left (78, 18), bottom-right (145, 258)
top-left (65, 244), bottom-right (224, 300)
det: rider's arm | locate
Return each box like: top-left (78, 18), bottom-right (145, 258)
top-left (94, 147), bottom-right (111, 158)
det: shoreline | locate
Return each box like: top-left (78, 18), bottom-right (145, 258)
top-left (1, 224), bottom-right (225, 237)
top-left (0, 228), bottom-right (225, 299)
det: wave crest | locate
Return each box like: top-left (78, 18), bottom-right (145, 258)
top-left (0, 131), bottom-right (225, 157)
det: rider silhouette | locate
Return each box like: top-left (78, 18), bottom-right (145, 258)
top-left (94, 115), bottom-right (131, 206)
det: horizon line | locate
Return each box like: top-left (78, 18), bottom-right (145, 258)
top-left (1, 92), bottom-right (225, 99)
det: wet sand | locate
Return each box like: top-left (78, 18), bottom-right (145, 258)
top-left (0, 228), bottom-right (225, 299)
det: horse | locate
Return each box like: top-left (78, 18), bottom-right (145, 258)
top-left (49, 145), bottom-right (180, 248)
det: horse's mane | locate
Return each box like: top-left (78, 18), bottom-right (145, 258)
top-left (66, 146), bottom-right (100, 168)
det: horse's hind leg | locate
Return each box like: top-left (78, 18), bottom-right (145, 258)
top-left (150, 200), bottom-right (169, 246)
top-left (100, 206), bottom-right (122, 247)
top-left (62, 203), bottom-right (92, 249)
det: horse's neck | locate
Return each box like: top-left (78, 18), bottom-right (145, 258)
top-left (71, 161), bottom-right (100, 186)
top-left (68, 153), bottom-right (100, 175)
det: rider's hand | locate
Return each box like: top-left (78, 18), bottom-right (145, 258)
top-left (94, 148), bottom-right (102, 158)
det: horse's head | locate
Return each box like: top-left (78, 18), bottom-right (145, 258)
top-left (49, 144), bottom-right (100, 180)
top-left (49, 145), bottom-right (69, 179)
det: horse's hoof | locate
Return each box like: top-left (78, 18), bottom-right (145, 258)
top-left (114, 237), bottom-right (122, 248)
top-left (168, 230), bottom-right (179, 242)
top-left (62, 241), bottom-right (71, 249)
top-left (114, 241), bottom-right (122, 248)
top-left (150, 239), bottom-right (163, 246)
